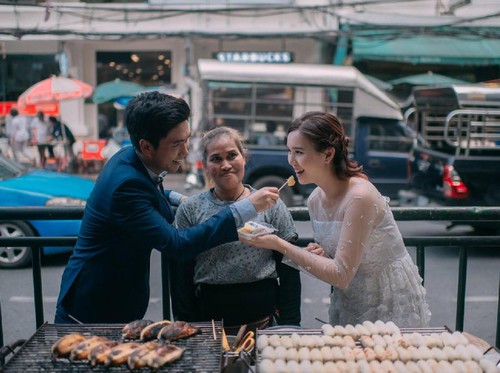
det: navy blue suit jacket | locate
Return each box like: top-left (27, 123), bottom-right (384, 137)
top-left (56, 146), bottom-right (238, 323)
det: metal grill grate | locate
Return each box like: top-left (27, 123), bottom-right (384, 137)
top-left (2, 321), bottom-right (223, 372)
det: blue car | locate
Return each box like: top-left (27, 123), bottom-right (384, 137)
top-left (0, 155), bottom-right (94, 269)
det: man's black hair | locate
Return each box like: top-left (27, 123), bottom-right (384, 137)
top-left (125, 91), bottom-right (191, 150)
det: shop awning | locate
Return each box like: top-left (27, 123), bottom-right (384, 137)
top-left (352, 35), bottom-right (500, 66)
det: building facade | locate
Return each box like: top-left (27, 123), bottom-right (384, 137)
top-left (0, 0), bottom-right (499, 139)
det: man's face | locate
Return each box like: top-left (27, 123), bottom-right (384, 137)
top-left (140, 120), bottom-right (190, 174)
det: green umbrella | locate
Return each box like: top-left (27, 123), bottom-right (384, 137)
top-left (389, 72), bottom-right (468, 86)
top-left (92, 79), bottom-right (145, 104)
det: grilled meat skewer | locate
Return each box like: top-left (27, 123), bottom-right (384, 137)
top-left (140, 320), bottom-right (172, 341)
top-left (104, 342), bottom-right (141, 366)
top-left (146, 344), bottom-right (185, 369)
top-left (158, 321), bottom-right (200, 341)
top-left (89, 341), bottom-right (119, 367)
top-left (122, 319), bottom-right (154, 340)
top-left (69, 336), bottom-right (110, 361)
top-left (127, 341), bottom-right (161, 369)
top-left (51, 333), bottom-right (87, 359)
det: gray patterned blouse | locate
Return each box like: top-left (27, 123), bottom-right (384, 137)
top-left (174, 185), bottom-right (298, 285)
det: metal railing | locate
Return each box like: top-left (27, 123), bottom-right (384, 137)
top-left (0, 206), bottom-right (499, 348)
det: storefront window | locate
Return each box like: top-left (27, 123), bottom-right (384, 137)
top-left (96, 51), bottom-right (172, 87)
top-left (0, 54), bottom-right (59, 102)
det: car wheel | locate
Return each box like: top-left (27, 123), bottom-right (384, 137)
top-left (252, 175), bottom-right (295, 207)
top-left (0, 221), bottom-right (34, 269)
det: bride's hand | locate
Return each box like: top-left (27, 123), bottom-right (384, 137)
top-left (306, 242), bottom-right (325, 256)
top-left (239, 233), bottom-right (281, 251)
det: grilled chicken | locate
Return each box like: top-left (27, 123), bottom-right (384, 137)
top-left (51, 333), bottom-right (88, 358)
top-left (127, 341), bottom-right (161, 370)
top-left (69, 336), bottom-right (109, 361)
top-left (145, 344), bottom-right (185, 369)
top-left (104, 342), bottom-right (141, 366)
top-left (89, 341), bottom-right (119, 367)
top-left (122, 319), bottom-right (154, 340)
top-left (140, 320), bottom-right (172, 341)
top-left (158, 321), bottom-right (200, 341)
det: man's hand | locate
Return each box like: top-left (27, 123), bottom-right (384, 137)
top-left (246, 186), bottom-right (279, 213)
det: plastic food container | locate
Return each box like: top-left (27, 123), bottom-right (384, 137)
top-left (237, 222), bottom-right (275, 240)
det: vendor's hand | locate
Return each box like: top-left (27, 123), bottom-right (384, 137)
top-left (239, 233), bottom-right (282, 251)
top-left (246, 187), bottom-right (279, 213)
top-left (306, 242), bottom-right (325, 256)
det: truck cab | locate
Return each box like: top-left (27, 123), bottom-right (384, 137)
top-left (407, 84), bottom-right (500, 207)
top-left (194, 59), bottom-right (410, 205)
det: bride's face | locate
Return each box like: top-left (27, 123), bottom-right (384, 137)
top-left (287, 130), bottom-right (329, 185)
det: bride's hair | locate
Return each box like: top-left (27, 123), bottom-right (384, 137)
top-left (288, 111), bottom-right (366, 180)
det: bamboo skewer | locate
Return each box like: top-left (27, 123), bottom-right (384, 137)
top-left (211, 319), bottom-right (216, 340)
top-left (278, 175), bottom-right (296, 192)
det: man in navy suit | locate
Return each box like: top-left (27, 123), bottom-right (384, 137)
top-left (55, 92), bottom-right (279, 323)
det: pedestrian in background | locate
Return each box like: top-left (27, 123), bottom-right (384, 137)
top-left (30, 111), bottom-right (54, 168)
top-left (9, 108), bottom-right (33, 164)
top-left (48, 116), bottom-right (76, 172)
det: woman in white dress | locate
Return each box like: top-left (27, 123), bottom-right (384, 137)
top-left (240, 111), bottom-right (431, 327)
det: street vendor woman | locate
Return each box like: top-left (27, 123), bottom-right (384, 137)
top-left (55, 91), bottom-right (280, 324)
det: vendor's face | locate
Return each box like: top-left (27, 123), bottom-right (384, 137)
top-left (205, 135), bottom-right (245, 191)
top-left (140, 120), bottom-right (190, 174)
top-left (287, 130), bottom-right (329, 185)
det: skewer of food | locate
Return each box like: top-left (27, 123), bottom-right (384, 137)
top-left (278, 175), bottom-right (295, 191)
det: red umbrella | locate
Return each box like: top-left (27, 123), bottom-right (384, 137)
top-left (17, 76), bottom-right (93, 107)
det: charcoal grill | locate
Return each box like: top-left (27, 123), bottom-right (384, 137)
top-left (1, 321), bottom-right (223, 372)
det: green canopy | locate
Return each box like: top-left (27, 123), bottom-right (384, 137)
top-left (353, 35), bottom-right (500, 66)
top-left (389, 72), bottom-right (468, 86)
top-left (93, 79), bottom-right (145, 104)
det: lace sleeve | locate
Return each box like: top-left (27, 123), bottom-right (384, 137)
top-left (281, 189), bottom-right (382, 289)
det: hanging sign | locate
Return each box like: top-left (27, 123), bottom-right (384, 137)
top-left (214, 51), bottom-right (293, 64)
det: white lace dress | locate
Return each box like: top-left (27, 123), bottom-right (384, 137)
top-left (306, 180), bottom-right (431, 327)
